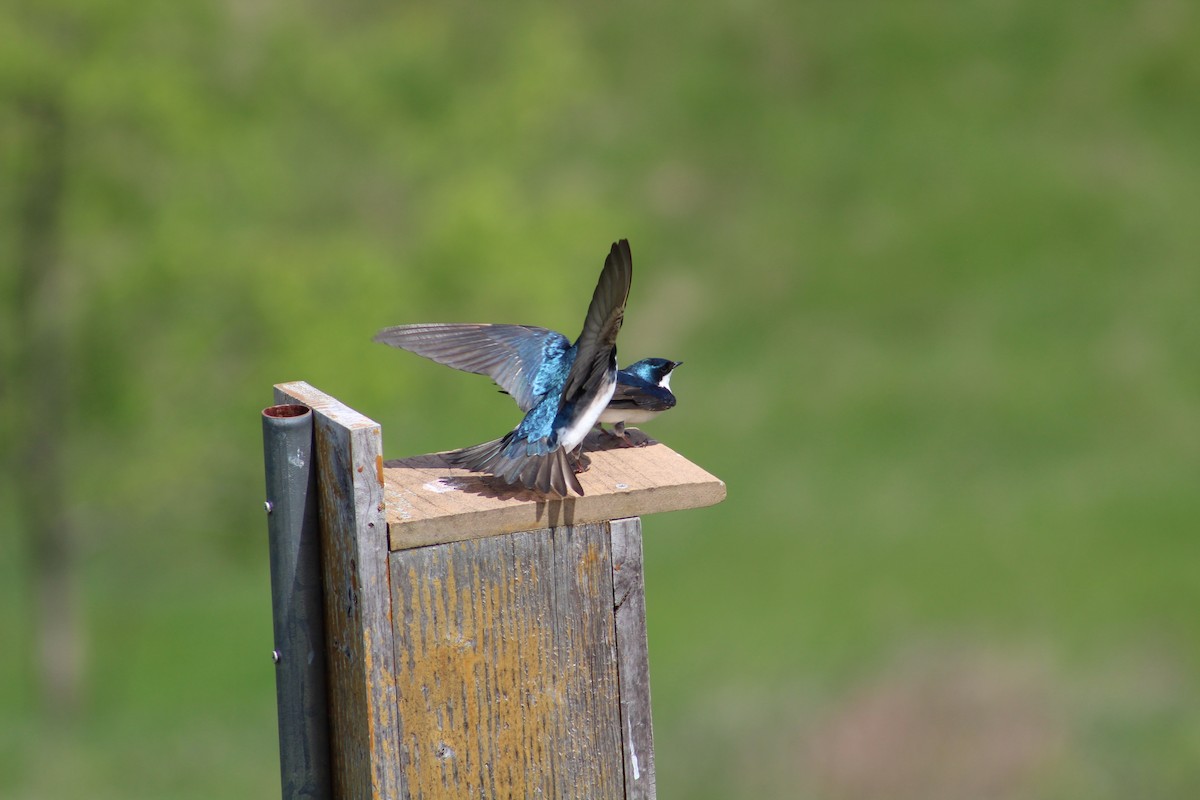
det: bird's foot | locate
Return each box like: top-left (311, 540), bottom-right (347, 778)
top-left (597, 424), bottom-right (621, 442)
top-left (609, 423), bottom-right (639, 448)
top-left (571, 452), bottom-right (592, 474)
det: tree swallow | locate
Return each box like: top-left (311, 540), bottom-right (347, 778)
top-left (373, 239), bottom-right (634, 496)
top-left (598, 358), bottom-right (682, 445)
top-left (374, 330), bottom-right (683, 446)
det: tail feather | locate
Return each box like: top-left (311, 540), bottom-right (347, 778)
top-left (448, 436), bottom-right (508, 472)
top-left (448, 434), bottom-right (583, 496)
top-left (536, 456), bottom-right (559, 496)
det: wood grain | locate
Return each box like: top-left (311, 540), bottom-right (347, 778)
top-left (275, 381), bottom-right (402, 800)
top-left (384, 431), bottom-right (726, 550)
top-left (390, 523), bottom-right (625, 799)
top-left (268, 383), bottom-right (708, 799)
top-left (611, 517), bottom-right (656, 800)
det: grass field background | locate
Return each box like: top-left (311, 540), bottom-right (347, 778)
top-left (3, 2), bottom-right (1198, 797)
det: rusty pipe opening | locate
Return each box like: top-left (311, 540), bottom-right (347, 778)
top-left (263, 404), bottom-right (310, 419)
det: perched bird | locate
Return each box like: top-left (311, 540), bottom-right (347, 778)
top-left (598, 358), bottom-right (682, 445)
top-left (373, 239), bottom-right (633, 496)
top-left (375, 329), bottom-right (683, 446)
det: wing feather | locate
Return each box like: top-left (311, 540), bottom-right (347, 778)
top-left (607, 379), bottom-right (676, 412)
top-left (562, 240), bottom-right (633, 404)
top-left (373, 323), bottom-right (569, 412)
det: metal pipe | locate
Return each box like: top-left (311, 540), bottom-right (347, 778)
top-left (262, 404), bottom-right (332, 799)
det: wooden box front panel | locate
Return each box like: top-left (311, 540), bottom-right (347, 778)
top-left (390, 522), bottom-right (625, 799)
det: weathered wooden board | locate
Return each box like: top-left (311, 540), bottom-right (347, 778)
top-left (384, 432), bottom-right (726, 550)
top-left (275, 381), bottom-right (403, 800)
top-left (611, 517), bottom-right (656, 800)
top-left (390, 522), bottom-right (625, 799)
top-left (269, 382), bottom-right (716, 800)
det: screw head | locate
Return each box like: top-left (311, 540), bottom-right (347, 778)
top-left (272, 649), bottom-right (281, 664)
top-left (264, 500), bottom-right (274, 513)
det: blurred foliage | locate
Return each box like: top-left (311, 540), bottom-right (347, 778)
top-left (2, 0), bottom-right (1199, 797)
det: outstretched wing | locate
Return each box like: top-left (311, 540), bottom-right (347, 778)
top-left (372, 323), bottom-right (570, 412)
top-left (562, 240), bottom-right (633, 404)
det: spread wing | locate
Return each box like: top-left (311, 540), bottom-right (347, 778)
top-left (562, 239), bottom-right (633, 404)
top-left (372, 323), bottom-right (570, 412)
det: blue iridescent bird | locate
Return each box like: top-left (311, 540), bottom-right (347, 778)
top-left (377, 338), bottom-right (682, 447)
top-left (597, 357), bottom-right (682, 445)
top-left (373, 239), bottom-right (634, 496)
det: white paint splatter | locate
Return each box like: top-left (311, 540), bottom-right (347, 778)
top-left (288, 448), bottom-right (305, 468)
top-left (627, 718), bottom-right (641, 780)
top-left (423, 479), bottom-right (461, 494)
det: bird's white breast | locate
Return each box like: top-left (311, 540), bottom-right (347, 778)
top-left (560, 373), bottom-right (617, 450)
top-left (598, 407), bottom-right (661, 424)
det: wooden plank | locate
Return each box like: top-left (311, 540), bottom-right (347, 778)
top-left (611, 517), bottom-right (656, 800)
top-left (384, 432), bottom-right (726, 550)
top-left (274, 381), bottom-right (403, 800)
top-left (390, 523), bottom-right (625, 799)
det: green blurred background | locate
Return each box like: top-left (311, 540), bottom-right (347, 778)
top-left (3, 1), bottom-right (1198, 797)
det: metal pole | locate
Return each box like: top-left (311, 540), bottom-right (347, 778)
top-left (262, 404), bottom-right (332, 800)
